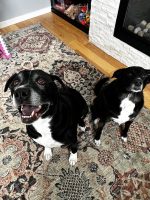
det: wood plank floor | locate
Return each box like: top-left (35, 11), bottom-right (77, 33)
top-left (1, 12), bottom-right (150, 109)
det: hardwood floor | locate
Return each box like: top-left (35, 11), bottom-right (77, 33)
top-left (1, 12), bottom-right (150, 109)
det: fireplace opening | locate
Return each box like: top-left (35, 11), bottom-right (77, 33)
top-left (114, 0), bottom-right (150, 56)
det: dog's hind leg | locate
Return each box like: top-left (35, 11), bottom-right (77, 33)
top-left (78, 118), bottom-right (86, 132)
top-left (120, 121), bottom-right (133, 142)
top-left (78, 100), bottom-right (88, 132)
top-left (94, 120), bottom-right (106, 146)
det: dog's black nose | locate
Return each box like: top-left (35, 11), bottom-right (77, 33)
top-left (134, 79), bottom-right (142, 87)
top-left (14, 88), bottom-right (30, 101)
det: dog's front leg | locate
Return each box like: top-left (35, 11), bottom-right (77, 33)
top-left (120, 121), bottom-right (133, 142)
top-left (44, 147), bottom-right (52, 161)
top-left (94, 120), bottom-right (106, 146)
top-left (69, 143), bottom-right (78, 166)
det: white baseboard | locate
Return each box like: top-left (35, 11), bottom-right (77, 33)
top-left (0, 6), bottom-right (51, 28)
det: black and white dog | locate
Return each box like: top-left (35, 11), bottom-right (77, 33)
top-left (4, 69), bottom-right (88, 165)
top-left (91, 66), bottom-right (150, 145)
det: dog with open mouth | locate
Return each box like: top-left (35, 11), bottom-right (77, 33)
top-left (91, 66), bottom-right (150, 146)
top-left (4, 69), bottom-right (88, 166)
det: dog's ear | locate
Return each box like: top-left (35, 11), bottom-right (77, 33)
top-left (4, 73), bottom-right (17, 92)
top-left (112, 68), bottom-right (126, 79)
top-left (50, 75), bottom-right (65, 88)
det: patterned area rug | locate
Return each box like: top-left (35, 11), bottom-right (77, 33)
top-left (0, 24), bottom-right (150, 200)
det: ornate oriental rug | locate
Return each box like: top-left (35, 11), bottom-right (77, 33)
top-left (0, 24), bottom-right (150, 200)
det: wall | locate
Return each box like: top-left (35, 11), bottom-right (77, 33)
top-left (0, 0), bottom-right (50, 21)
top-left (89, 0), bottom-right (150, 69)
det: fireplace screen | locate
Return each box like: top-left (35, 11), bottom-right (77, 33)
top-left (123, 0), bottom-right (150, 42)
top-left (114, 0), bottom-right (150, 56)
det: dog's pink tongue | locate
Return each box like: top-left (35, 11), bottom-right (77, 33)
top-left (21, 105), bottom-right (41, 116)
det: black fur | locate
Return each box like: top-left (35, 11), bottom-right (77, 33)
top-left (91, 66), bottom-right (150, 142)
top-left (5, 69), bottom-right (88, 158)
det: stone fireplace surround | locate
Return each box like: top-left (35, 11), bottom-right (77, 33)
top-left (89, 0), bottom-right (150, 69)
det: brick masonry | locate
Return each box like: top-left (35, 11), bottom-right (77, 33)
top-left (89, 0), bottom-right (150, 69)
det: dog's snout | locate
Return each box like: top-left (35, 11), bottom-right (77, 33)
top-left (14, 88), bottom-right (30, 101)
top-left (134, 79), bottom-right (142, 87)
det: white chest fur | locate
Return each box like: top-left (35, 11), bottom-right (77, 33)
top-left (112, 96), bottom-right (135, 125)
top-left (32, 117), bottom-right (62, 148)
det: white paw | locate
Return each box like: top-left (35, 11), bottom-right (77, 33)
top-left (94, 118), bottom-right (99, 125)
top-left (95, 139), bottom-right (101, 146)
top-left (121, 137), bottom-right (127, 142)
top-left (69, 152), bottom-right (77, 166)
top-left (44, 148), bottom-right (52, 160)
top-left (79, 126), bottom-right (86, 132)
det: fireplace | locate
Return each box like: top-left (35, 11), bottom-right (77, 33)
top-left (89, 0), bottom-right (150, 69)
top-left (114, 0), bottom-right (150, 57)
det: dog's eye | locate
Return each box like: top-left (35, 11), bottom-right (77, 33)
top-left (13, 79), bottom-right (20, 86)
top-left (37, 78), bottom-right (46, 85)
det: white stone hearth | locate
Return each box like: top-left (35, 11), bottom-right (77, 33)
top-left (89, 0), bottom-right (150, 69)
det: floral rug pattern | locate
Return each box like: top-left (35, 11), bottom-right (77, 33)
top-left (0, 24), bottom-right (150, 200)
